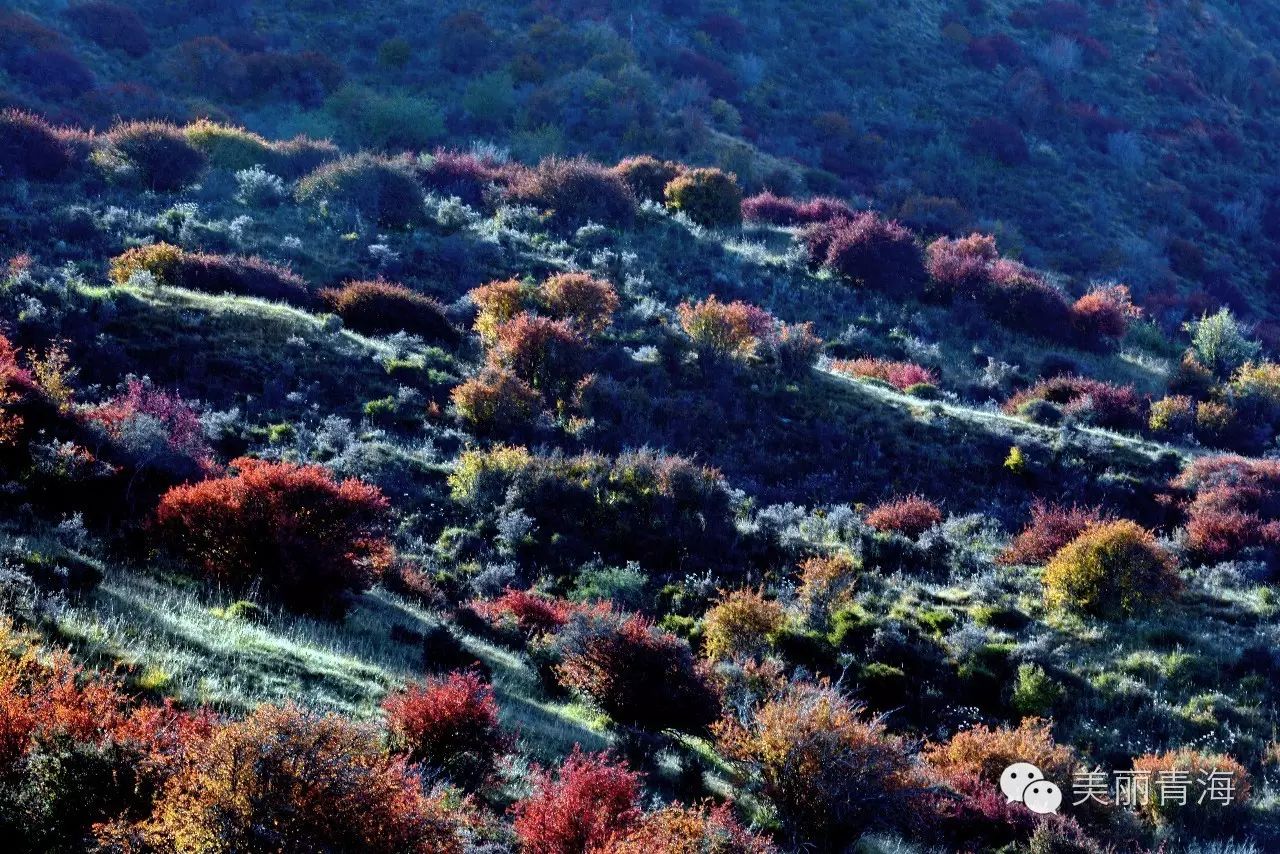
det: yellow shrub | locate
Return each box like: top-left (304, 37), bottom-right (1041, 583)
top-left (109, 242), bottom-right (183, 287)
top-left (1043, 520), bottom-right (1180, 618)
top-left (702, 589), bottom-right (786, 662)
top-left (1148, 395), bottom-right (1194, 435)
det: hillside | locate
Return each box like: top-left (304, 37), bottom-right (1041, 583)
top-left (2, 2), bottom-right (1280, 853)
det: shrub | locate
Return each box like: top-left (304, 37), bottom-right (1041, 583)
top-left (540, 273), bottom-right (619, 336)
top-left (1175, 455), bottom-right (1280, 562)
top-left (1148, 395), bottom-right (1195, 435)
top-left (1071, 284), bottom-right (1138, 346)
top-left (604, 803), bottom-right (777, 854)
top-left (487, 313), bottom-right (588, 399)
top-left (419, 149), bottom-right (507, 208)
top-left (471, 588), bottom-right (577, 638)
top-left (967, 117), bottom-right (1029, 164)
top-left (664, 167), bottom-right (744, 228)
top-left (321, 280), bottom-right (454, 341)
top-left (702, 589), bottom-right (787, 662)
top-left (925, 233), bottom-right (999, 300)
top-left (65, 2), bottom-right (150, 57)
top-left (829, 358), bottom-right (936, 390)
top-left (511, 749), bottom-right (642, 854)
top-left (0, 110), bottom-right (71, 180)
top-left (99, 121), bottom-right (207, 191)
top-left (743, 192), bottom-right (854, 226)
top-left (677, 295), bottom-right (773, 360)
top-left (803, 213), bottom-right (924, 293)
top-left (86, 378), bottom-right (212, 474)
top-left (866, 496), bottom-right (943, 538)
top-left (171, 36), bottom-right (248, 99)
top-left (1042, 520), bottom-right (1180, 617)
top-left (439, 10), bottom-right (496, 73)
top-left (1186, 308), bottom-right (1260, 378)
top-left (555, 610), bottom-right (721, 732)
top-left (925, 717), bottom-right (1076, 789)
top-left (797, 553), bottom-right (859, 622)
top-left (174, 252), bottom-right (310, 303)
top-left (1130, 749), bottom-right (1250, 830)
top-left (714, 683), bottom-right (919, 847)
top-left (108, 242), bottom-right (183, 287)
top-left (765, 320), bottom-right (823, 378)
top-left (182, 120), bottom-right (275, 172)
top-left (470, 278), bottom-right (533, 343)
top-left (985, 260), bottom-right (1072, 338)
top-left (999, 501), bottom-right (1107, 566)
top-left (140, 704), bottom-right (463, 853)
top-left (243, 50), bottom-right (345, 106)
top-left (612, 155), bottom-right (683, 204)
top-left (451, 369), bottom-right (543, 435)
top-left (296, 154), bottom-right (425, 228)
top-left (383, 670), bottom-right (509, 788)
top-left (1003, 376), bottom-right (1144, 430)
top-left (1226, 361), bottom-right (1280, 436)
top-left (153, 457), bottom-right (392, 615)
top-left (508, 156), bottom-right (636, 229)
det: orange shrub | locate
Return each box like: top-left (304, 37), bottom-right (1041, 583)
top-left (866, 496), bottom-right (943, 537)
top-left (796, 553), bottom-right (859, 621)
top-left (924, 718), bottom-right (1076, 786)
top-left (1042, 520), bottom-right (1181, 617)
top-left (511, 749), bottom-right (642, 854)
top-left (604, 802), bottom-right (777, 853)
top-left (383, 670), bottom-right (509, 788)
top-left (714, 683), bottom-right (919, 846)
top-left (998, 501), bottom-right (1108, 566)
top-left (540, 272), bottom-right (619, 336)
top-left (1130, 749), bottom-right (1250, 829)
top-left (451, 368), bottom-right (542, 435)
top-left (1071, 284), bottom-right (1138, 346)
top-left (153, 458), bottom-right (392, 615)
top-left (677, 295), bottom-right (773, 360)
top-left (321, 280), bottom-right (455, 341)
top-left (702, 589), bottom-right (787, 662)
top-left (140, 704), bottom-right (463, 853)
top-left (469, 277), bottom-right (532, 342)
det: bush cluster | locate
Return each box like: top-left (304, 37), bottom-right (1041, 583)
top-left (382, 670), bottom-right (509, 788)
top-left (1003, 375), bottom-right (1144, 430)
top-left (999, 501), bottom-right (1108, 565)
top-left (1174, 455), bottom-right (1280, 563)
top-left (611, 155), bottom-right (684, 203)
top-left (296, 154), bottom-right (426, 228)
top-left (829, 357), bottom-right (936, 391)
top-left (512, 749), bottom-right (641, 854)
top-left (803, 213), bottom-right (925, 294)
top-left (0, 110), bottom-right (72, 181)
top-left (98, 121), bottom-right (207, 191)
top-left (184, 120), bottom-right (338, 178)
top-left (321, 280), bottom-right (455, 341)
top-left (451, 368), bottom-right (543, 435)
top-left (702, 589), bottom-right (786, 662)
top-left (110, 243), bottom-right (310, 304)
top-left (507, 156), bottom-right (637, 229)
top-left (742, 191), bottom-right (855, 226)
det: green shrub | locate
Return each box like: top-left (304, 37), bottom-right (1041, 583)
top-left (1010, 663), bottom-right (1062, 716)
top-left (664, 167), bottom-right (743, 228)
top-left (296, 154), bottom-right (425, 228)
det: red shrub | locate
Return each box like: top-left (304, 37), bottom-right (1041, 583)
top-left (612, 155), bottom-right (683, 204)
top-left (803, 213), bottom-right (924, 294)
top-left (743, 192), bottom-right (855, 226)
top-left (671, 48), bottom-right (740, 99)
top-left (0, 109), bottom-right (71, 181)
top-left (555, 611), bottom-right (721, 732)
top-left (65, 2), bottom-right (150, 57)
top-left (471, 589), bottom-right (578, 637)
top-left (865, 496), bottom-right (944, 537)
top-left (1004, 376), bottom-right (1144, 429)
top-left (153, 457), bottom-right (392, 615)
top-left (998, 501), bottom-right (1108, 565)
top-left (830, 358), bottom-right (936, 390)
top-left (321, 280), bottom-right (455, 341)
top-left (487, 313), bottom-right (588, 398)
top-left (383, 670), bottom-right (509, 788)
top-left (1175, 456), bottom-right (1280, 562)
top-left (925, 233), bottom-right (999, 300)
top-left (508, 156), bottom-right (637, 229)
top-left (1070, 284), bottom-right (1138, 346)
top-left (86, 379), bottom-right (212, 472)
top-left (178, 252), bottom-right (310, 304)
top-left (966, 118), bottom-right (1029, 165)
top-left (419, 149), bottom-right (507, 208)
top-left (606, 803), bottom-right (776, 853)
top-left (511, 749), bottom-right (642, 854)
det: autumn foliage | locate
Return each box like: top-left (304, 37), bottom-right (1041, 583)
top-left (321, 280), bottom-right (455, 341)
top-left (153, 457), bottom-right (392, 614)
top-left (1042, 520), bottom-right (1181, 617)
top-left (803, 213), bottom-right (925, 294)
top-left (383, 669), bottom-right (509, 788)
top-left (829, 358), bottom-right (936, 390)
top-left (540, 272), bottom-right (619, 336)
top-left (511, 749), bottom-right (642, 854)
top-left (998, 501), bottom-right (1108, 566)
top-left (605, 803), bottom-right (776, 854)
top-left (866, 496), bottom-right (944, 537)
top-left (1174, 455), bottom-right (1280, 563)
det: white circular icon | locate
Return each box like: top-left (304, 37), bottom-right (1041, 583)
top-left (1000, 762), bottom-right (1044, 802)
top-left (1021, 779), bottom-right (1063, 814)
